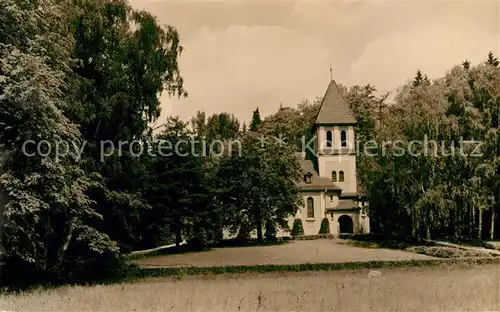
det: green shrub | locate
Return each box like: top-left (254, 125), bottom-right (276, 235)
top-left (264, 219), bottom-right (277, 241)
top-left (236, 225), bottom-right (251, 241)
top-left (319, 218), bottom-right (330, 234)
top-left (291, 218), bottom-right (304, 237)
top-left (294, 234), bottom-right (334, 240)
top-left (406, 246), bottom-right (494, 258)
top-left (186, 227), bottom-right (211, 248)
top-left (1, 248), bottom-right (126, 290)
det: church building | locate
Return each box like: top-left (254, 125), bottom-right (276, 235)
top-left (288, 78), bottom-right (370, 236)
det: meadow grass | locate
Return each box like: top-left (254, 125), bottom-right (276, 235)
top-left (2, 263), bottom-right (498, 311)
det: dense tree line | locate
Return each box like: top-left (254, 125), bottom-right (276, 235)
top-left (0, 0), bottom-right (303, 286)
top-left (349, 55), bottom-right (500, 241)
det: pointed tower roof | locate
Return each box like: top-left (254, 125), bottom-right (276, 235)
top-left (314, 80), bottom-right (356, 125)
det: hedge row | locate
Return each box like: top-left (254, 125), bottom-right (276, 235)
top-left (293, 234), bottom-right (334, 240)
top-left (6, 250), bottom-right (499, 293)
top-left (129, 257), bottom-right (500, 280)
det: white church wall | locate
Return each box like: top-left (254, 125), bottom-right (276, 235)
top-left (316, 124), bottom-right (357, 194)
top-left (317, 155), bottom-right (357, 194)
top-left (285, 192), bottom-right (324, 236)
top-left (327, 211), bottom-right (360, 235)
top-left (316, 126), bottom-right (355, 151)
top-left (325, 192), bottom-right (339, 209)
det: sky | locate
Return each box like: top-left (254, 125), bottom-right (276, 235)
top-left (129, 0), bottom-right (500, 126)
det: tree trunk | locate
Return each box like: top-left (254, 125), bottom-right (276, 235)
top-left (255, 204), bottom-right (263, 242)
top-left (478, 208), bottom-right (482, 240)
top-left (471, 202), bottom-right (475, 240)
top-left (425, 213), bottom-right (431, 240)
top-left (490, 204), bottom-right (495, 240)
top-left (0, 190), bottom-right (7, 269)
top-left (450, 208), bottom-right (457, 240)
top-left (411, 204), bottom-right (417, 238)
top-left (53, 218), bottom-right (76, 271)
top-left (174, 215), bottom-right (182, 252)
top-left (256, 217), bottom-right (263, 242)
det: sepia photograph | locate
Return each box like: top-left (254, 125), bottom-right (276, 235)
top-left (0, 0), bottom-right (499, 311)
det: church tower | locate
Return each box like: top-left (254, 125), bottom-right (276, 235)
top-left (286, 76), bottom-right (369, 237)
top-left (313, 79), bottom-right (357, 195)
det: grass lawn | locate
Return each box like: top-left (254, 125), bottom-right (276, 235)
top-left (134, 239), bottom-right (435, 268)
top-left (2, 263), bottom-right (498, 311)
top-left (486, 241), bottom-right (500, 250)
top-left (342, 238), bottom-right (500, 258)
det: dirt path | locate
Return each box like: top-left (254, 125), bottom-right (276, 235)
top-left (135, 240), bottom-right (434, 268)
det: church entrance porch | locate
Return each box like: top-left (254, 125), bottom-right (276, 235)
top-left (338, 215), bottom-right (353, 234)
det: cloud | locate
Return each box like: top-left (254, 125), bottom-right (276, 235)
top-left (141, 1), bottom-right (500, 124)
top-left (350, 23), bottom-right (500, 95)
top-left (160, 24), bottom-right (331, 124)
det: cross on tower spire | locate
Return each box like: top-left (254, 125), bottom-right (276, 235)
top-left (329, 64), bottom-right (333, 81)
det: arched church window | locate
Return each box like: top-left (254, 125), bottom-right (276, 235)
top-left (341, 130), bottom-right (347, 147)
top-left (326, 131), bottom-right (333, 147)
top-left (307, 197), bottom-right (314, 218)
top-left (331, 171), bottom-right (337, 182)
top-left (339, 171), bottom-right (345, 182)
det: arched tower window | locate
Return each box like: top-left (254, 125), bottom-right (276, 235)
top-left (339, 171), bottom-right (345, 182)
top-left (326, 130), bottom-right (332, 147)
top-left (341, 130), bottom-right (347, 147)
top-left (307, 197), bottom-right (314, 218)
top-left (331, 171), bottom-right (337, 182)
